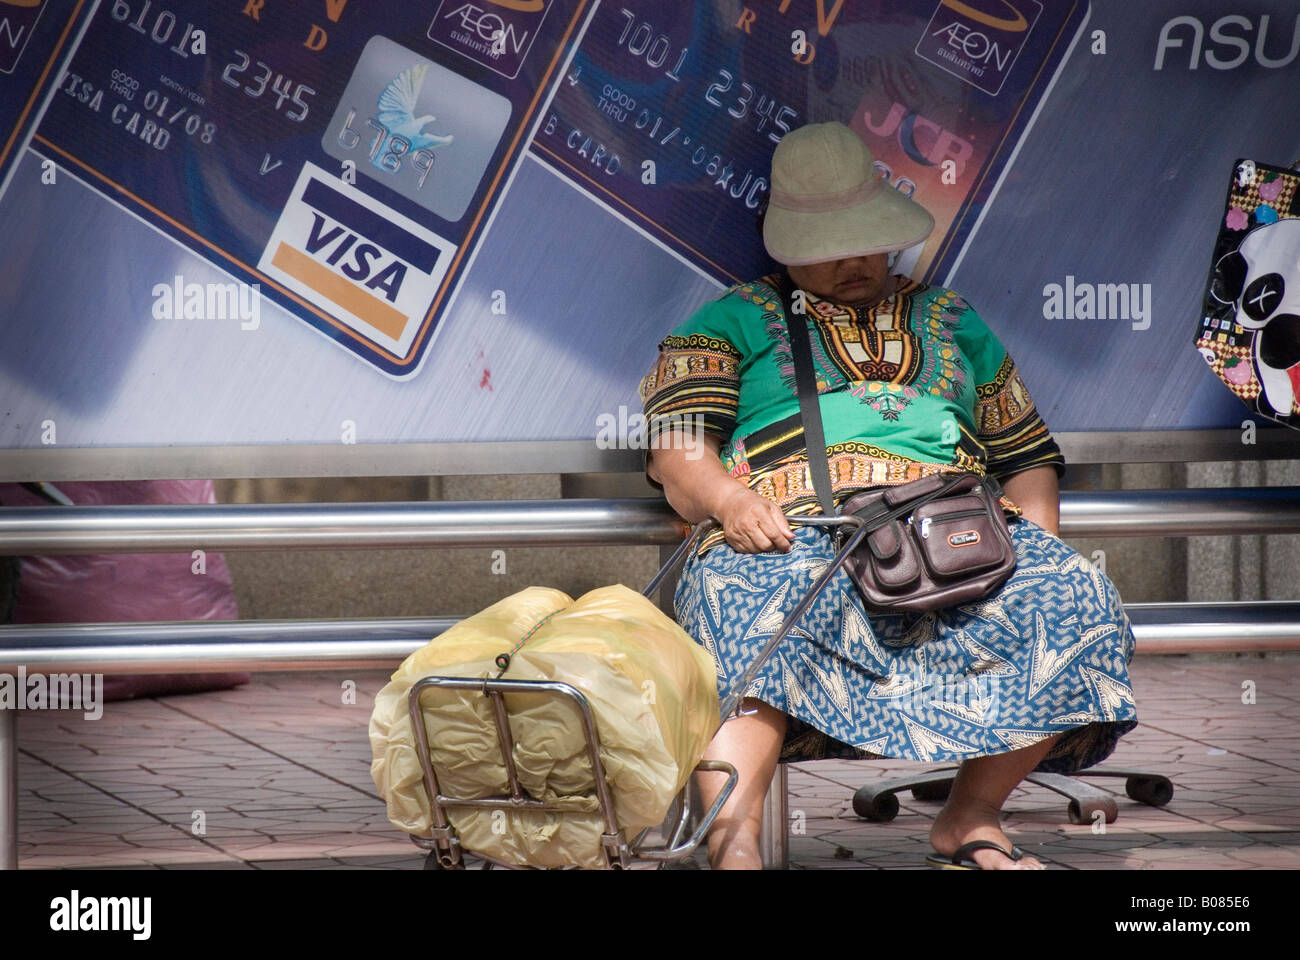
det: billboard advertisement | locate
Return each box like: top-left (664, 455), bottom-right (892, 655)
top-left (1, 1), bottom-right (1298, 476)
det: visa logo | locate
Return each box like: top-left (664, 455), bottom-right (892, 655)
top-left (303, 211), bottom-right (408, 302)
top-left (259, 163), bottom-right (455, 362)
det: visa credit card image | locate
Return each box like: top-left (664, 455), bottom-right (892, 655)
top-left (29, 1), bottom-right (592, 379)
top-left (321, 35), bottom-right (512, 225)
top-left (259, 162), bottom-right (456, 360)
top-left (0, 0), bottom-right (99, 204)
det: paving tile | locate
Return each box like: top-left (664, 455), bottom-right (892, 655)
top-left (157, 860), bottom-right (256, 870)
top-left (14, 661), bottom-right (1300, 870)
top-left (1222, 847), bottom-right (1300, 867)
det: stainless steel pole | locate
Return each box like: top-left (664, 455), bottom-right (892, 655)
top-left (0, 710), bottom-right (16, 870)
top-left (3, 489), bottom-right (1300, 556)
top-left (0, 499), bottom-right (689, 555)
top-left (0, 616), bottom-right (458, 675)
top-left (759, 764), bottom-right (789, 870)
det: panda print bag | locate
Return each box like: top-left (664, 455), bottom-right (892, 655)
top-left (1196, 158), bottom-right (1300, 427)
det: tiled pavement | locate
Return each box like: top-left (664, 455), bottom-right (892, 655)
top-left (11, 654), bottom-right (1300, 870)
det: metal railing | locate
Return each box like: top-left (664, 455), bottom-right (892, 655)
top-left (3, 603), bottom-right (1299, 677)
top-left (2, 488), bottom-right (1300, 871)
top-left (2, 488), bottom-right (1299, 555)
top-left (0, 498), bottom-right (689, 554)
top-left (0, 617), bottom-right (457, 674)
top-left (1, 491), bottom-right (1299, 669)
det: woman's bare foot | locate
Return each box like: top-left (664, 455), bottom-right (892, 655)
top-left (926, 738), bottom-right (1064, 869)
top-left (707, 832), bottom-right (764, 870)
top-left (929, 800), bottom-right (1045, 870)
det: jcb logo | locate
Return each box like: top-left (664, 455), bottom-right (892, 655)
top-left (860, 102), bottom-right (974, 179)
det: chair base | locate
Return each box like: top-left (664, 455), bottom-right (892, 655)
top-left (852, 765), bottom-right (1174, 825)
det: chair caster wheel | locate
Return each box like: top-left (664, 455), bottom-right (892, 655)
top-left (852, 787), bottom-right (899, 822)
top-left (911, 780), bottom-right (952, 803)
top-left (1125, 775), bottom-right (1173, 807)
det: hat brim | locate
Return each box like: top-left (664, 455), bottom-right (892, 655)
top-left (763, 184), bottom-right (935, 266)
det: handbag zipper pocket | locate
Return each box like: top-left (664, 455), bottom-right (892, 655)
top-left (915, 509), bottom-right (986, 539)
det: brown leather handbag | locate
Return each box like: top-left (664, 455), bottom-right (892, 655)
top-left (775, 273), bottom-right (1017, 614)
top-left (836, 472), bottom-right (1017, 613)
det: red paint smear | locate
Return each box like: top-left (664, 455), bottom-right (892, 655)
top-left (479, 368), bottom-right (493, 391)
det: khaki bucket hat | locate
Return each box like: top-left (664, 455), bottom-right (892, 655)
top-left (762, 121), bottom-right (935, 266)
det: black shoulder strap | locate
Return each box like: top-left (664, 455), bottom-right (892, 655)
top-left (772, 274), bottom-right (836, 516)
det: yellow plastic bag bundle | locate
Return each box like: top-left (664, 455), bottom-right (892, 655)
top-left (369, 585), bottom-right (720, 869)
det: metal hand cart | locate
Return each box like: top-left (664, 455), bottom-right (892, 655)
top-left (407, 513), bottom-right (872, 870)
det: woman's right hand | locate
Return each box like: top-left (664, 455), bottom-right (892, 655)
top-left (649, 433), bottom-right (794, 553)
top-left (714, 486), bottom-right (796, 554)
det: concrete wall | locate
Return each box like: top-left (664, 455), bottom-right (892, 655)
top-left (1061, 459), bottom-right (1300, 604)
top-left (214, 474), bottom-right (661, 619)
top-left (214, 461), bottom-right (1300, 619)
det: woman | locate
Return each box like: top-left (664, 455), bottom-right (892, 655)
top-left (640, 122), bottom-right (1137, 871)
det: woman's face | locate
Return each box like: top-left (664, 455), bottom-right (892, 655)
top-left (787, 254), bottom-right (890, 306)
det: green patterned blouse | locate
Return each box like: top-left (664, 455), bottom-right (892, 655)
top-left (639, 273), bottom-right (1064, 534)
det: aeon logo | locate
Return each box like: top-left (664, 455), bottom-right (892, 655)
top-left (914, 0), bottom-right (1042, 96)
top-left (429, 0), bottom-right (551, 79)
top-left (1154, 13), bottom-right (1300, 70)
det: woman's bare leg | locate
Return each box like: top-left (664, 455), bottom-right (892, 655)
top-left (693, 698), bottom-right (787, 870)
top-left (929, 733), bottom-right (1063, 870)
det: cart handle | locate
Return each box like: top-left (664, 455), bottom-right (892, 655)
top-left (642, 514), bottom-right (864, 599)
top-left (630, 759), bottom-right (739, 863)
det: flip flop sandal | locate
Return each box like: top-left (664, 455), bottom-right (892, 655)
top-left (925, 840), bottom-right (1027, 870)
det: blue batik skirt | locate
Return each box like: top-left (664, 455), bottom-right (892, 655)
top-left (674, 518), bottom-right (1138, 773)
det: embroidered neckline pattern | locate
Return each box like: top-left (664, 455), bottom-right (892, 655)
top-left (754, 276), bottom-right (930, 404)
